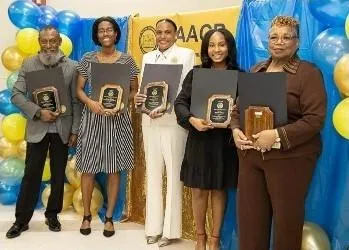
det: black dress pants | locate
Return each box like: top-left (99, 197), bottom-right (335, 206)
top-left (15, 133), bottom-right (68, 225)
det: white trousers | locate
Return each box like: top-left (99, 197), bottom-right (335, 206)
top-left (142, 122), bottom-right (188, 239)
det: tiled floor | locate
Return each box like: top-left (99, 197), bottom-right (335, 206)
top-left (0, 205), bottom-right (195, 250)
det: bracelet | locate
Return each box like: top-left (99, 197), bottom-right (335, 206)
top-left (272, 129), bottom-right (281, 149)
top-left (274, 129), bottom-right (280, 140)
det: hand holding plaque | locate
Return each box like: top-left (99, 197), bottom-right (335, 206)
top-left (99, 83), bottom-right (124, 114)
top-left (206, 94), bottom-right (234, 128)
top-left (244, 106), bottom-right (280, 149)
top-left (141, 81), bottom-right (169, 115)
top-left (238, 72), bottom-right (287, 151)
top-left (33, 86), bottom-right (66, 114)
top-left (27, 68), bottom-right (70, 116)
top-left (244, 106), bottom-right (273, 140)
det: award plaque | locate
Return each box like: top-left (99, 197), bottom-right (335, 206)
top-left (139, 64), bottom-right (183, 113)
top-left (32, 86), bottom-right (64, 113)
top-left (141, 81), bottom-right (168, 114)
top-left (206, 94), bottom-right (234, 128)
top-left (244, 106), bottom-right (273, 141)
top-left (27, 68), bottom-right (70, 115)
top-left (238, 72), bottom-right (287, 150)
top-left (91, 63), bottom-right (130, 113)
top-left (99, 83), bottom-right (123, 112)
top-left (191, 68), bottom-right (238, 123)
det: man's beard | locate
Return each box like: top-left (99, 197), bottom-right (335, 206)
top-left (38, 52), bottom-right (62, 66)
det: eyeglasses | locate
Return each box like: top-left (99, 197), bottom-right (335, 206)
top-left (268, 35), bottom-right (298, 43)
top-left (98, 28), bottom-right (114, 35)
top-left (39, 38), bottom-right (60, 46)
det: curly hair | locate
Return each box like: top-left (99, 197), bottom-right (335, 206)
top-left (271, 16), bottom-right (299, 37)
top-left (92, 16), bottom-right (121, 46)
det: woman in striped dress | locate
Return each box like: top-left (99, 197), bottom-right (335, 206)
top-left (75, 16), bottom-right (139, 237)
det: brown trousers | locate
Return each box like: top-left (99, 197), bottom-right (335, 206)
top-left (237, 150), bottom-right (317, 250)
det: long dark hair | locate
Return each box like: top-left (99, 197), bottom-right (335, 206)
top-left (200, 29), bottom-right (240, 70)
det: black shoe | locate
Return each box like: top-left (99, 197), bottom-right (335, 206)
top-left (80, 214), bottom-right (92, 236)
top-left (45, 217), bottom-right (61, 232)
top-left (103, 216), bottom-right (115, 237)
top-left (6, 223), bottom-right (29, 239)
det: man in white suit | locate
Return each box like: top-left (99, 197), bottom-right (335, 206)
top-left (134, 18), bottom-right (195, 247)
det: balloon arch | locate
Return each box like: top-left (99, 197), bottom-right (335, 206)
top-left (1, 1), bottom-right (349, 249)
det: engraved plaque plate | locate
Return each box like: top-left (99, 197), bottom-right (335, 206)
top-left (33, 86), bottom-right (62, 113)
top-left (99, 83), bottom-right (123, 112)
top-left (141, 81), bottom-right (168, 114)
top-left (245, 106), bottom-right (274, 141)
top-left (206, 94), bottom-right (234, 128)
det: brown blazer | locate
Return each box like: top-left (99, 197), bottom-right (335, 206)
top-left (231, 57), bottom-right (327, 160)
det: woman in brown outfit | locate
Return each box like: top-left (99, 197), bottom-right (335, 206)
top-left (231, 16), bottom-right (327, 250)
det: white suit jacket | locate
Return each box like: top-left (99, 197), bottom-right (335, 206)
top-left (140, 43), bottom-right (195, 126)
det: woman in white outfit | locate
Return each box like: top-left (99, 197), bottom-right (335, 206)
top-left (134, 18), bottom-right (195, 247)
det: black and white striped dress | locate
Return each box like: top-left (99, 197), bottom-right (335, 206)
top-left (76, 51), bottom-right (139, 173)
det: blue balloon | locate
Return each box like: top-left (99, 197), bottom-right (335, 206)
top-left (309, 0), bottom-right (349, 27)
top-left (0, 157), bottom-right (25, 186)
top-left (0, 89), bottom-right (20, 116)
top-left (35, 183), bottom-right (47, 209)
top-left (8, 0), bottom-right (42, 29)
top-left (68, 147), bottom-right (76, 156)
top-left (56, 10), bottom-right (81, 38)
top-left (311, 27), bottom-right (349, 73)
top-left (6, 71), bottom-right (18, 91)
top-left (0, 182), bottom-right (19, 205)
top-left (38, 12), bottom-right (58, 29)
top-left (40, 5), bottom-right (57, 16)
top-left (38, 5), bottom-right (58, 29)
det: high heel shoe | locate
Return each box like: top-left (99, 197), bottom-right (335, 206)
top-left (103, 216), bottom-right (115, 237)
top-left (79, 214), bottom-right (92, 235)
top-left (146, 235), bottom-right (161, 244)
top-left (209, 235), bottom-right (220, 250)
top-left (195, 233), bottom-right (207, 250)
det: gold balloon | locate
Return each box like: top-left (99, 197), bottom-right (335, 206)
top-left (0, 137), bottom-right (19, 158)
top-left (334, 53), bottom-right (349, 96)
top-left (72, 186), bottom-right (103, 216)
top-left (333, 98), bottom-right (349, 139)
top-left (1, 46), bottom-right (27, 71)
top-left (65, 156), bottom-right (81, 188)
top-left (339, 92), bottom-right (347, 99)
top-left (41, 183), bottom-right (75, 211)
top-left (42, 159), bottom-right (51, 181)
top-left (16, 28), bottom-right (40, 55)
top-left (59, 33), bottom-right (73, 57)
top-left (302, 222), bottom-right (331, 250)
top-left (17, 140), bottom-right (27, 159)
top-left (94, 181), bottom-right (102, 192)
top-left (41, 186), bottom-right (50, 207)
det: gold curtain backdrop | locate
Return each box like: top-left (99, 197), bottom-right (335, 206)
top-left (131, 7), bottom-right (241, 67)
top-left (126, 6), bottom-right (241, 240)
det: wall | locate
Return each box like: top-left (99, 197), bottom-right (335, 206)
top-left (0, 0), bottom-right (242, 89)
top-left (49, 0), bottom-right (242, 17)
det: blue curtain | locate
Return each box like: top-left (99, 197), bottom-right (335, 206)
top-left (221, 0), bottom-right (349, 249)
top-left (71, 16), bottom-right (130, 221)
